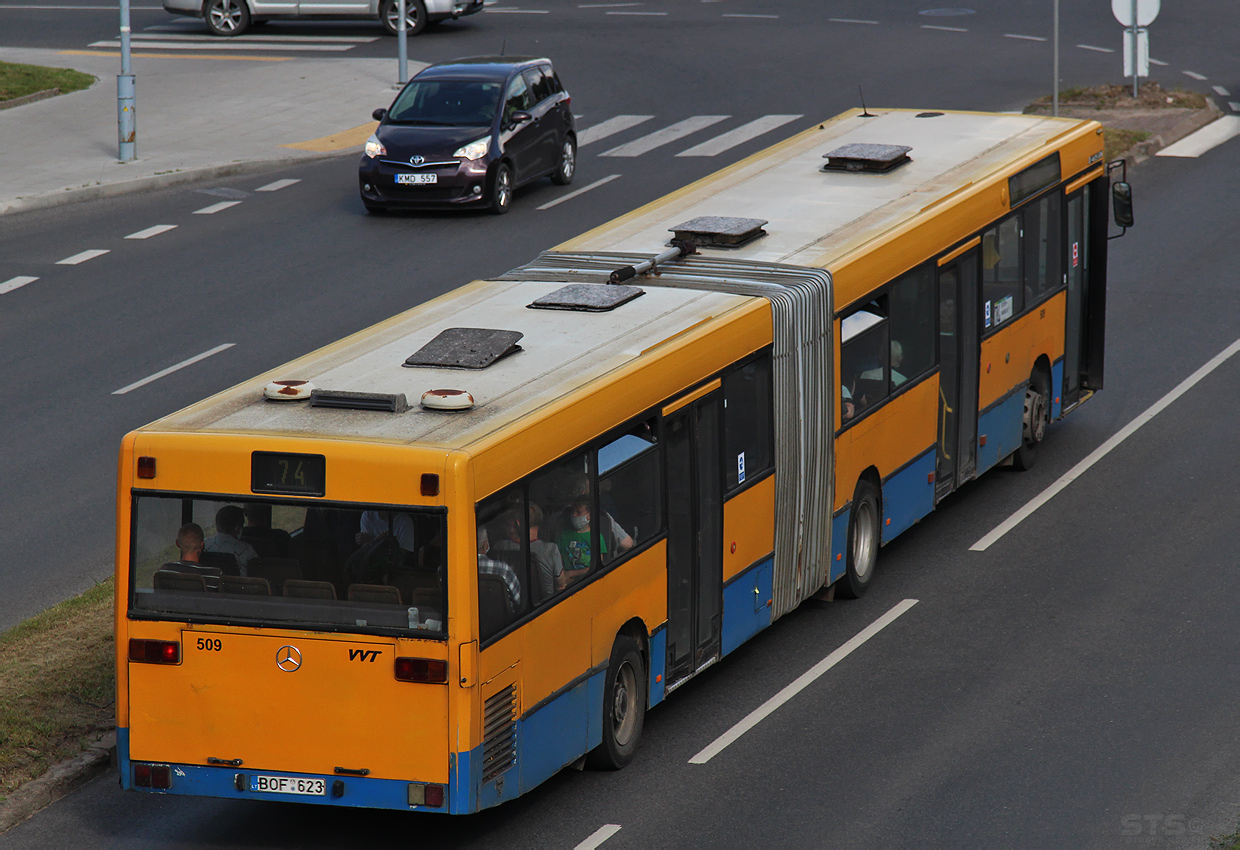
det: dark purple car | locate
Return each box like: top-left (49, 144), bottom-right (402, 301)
top-left (358, 56), bottom-right (576, 215)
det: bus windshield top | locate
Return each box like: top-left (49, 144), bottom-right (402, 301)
top-left (128, 494), bottom-right (447, 636)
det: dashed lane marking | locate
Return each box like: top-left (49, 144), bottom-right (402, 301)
top-left (829, 17), bottom-right (878, 24)
top-left (606, 10), bottom-right (667, 14)
top-left (1004, 33), bottom-right (1046, 41)
top-left (575, 825), bottom-right (622, 850)
top-left (922, 24), bottom-right (967, 31)
top-left (1213, 86), bottom-right (1230, 97)
top-left (537, 174), bottom-right (620, 210)
top-left (1183, 70), bottom-right (1208, 81)
top-left (132, 31), bottom-right (377, 41)
top-left (723, 12), bottom-right (777, 17)
top-left (1150, 58), bottom-right (1168, 66)
top-left (57, 249), bottom-right (109, 265)
top-left (1076, 43), bottom-right (1113, 53)
top-left (112, 343), bottom-right (236, 396)
top-left (677, 114), bottom-right (803, 157)
top-left (578, 115), bottom-right (653, 147)
top-left (256, 178), bottom-right (301, 192)
top-left (193, 201), bottom-right (241, 214)
top-left (600, 115), bottom-right (729, 157)
top-left (125, 224), bottom-right (177, 239)
top-left (89, 40), bottom-right (353, 51)
top-left (0, 276), bottom-right (38, 295)
top-left (59, 50), bottom-right (292, 61)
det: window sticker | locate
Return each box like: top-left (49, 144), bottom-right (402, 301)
top-left (737, 451), bottom-right (746, 484)
top-left (984, 301), bottom-right (992, 328)
top-left (996, 295), bottom-right (1014, 324)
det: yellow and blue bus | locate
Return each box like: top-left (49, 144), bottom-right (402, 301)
top-left (116, 108), bottom-right (1127, 813)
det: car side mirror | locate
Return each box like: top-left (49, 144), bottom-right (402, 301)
top-left (510, 110), bottom-right (532, 128)
top-left (1112, 181), bottom-right (1134, 228)
top-left (372, 108), bottom-right (387, 122)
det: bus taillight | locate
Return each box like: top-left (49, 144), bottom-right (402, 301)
top-left (129, 639), bottom-right (180, 664)
top-left (133, 763), bottom-right (172, 789)
top-left (394, 657), bottom-right (448, 684)
top-left (137, 456), bottom-right (157, 479)
top-left (408, 782), bottom-right (444, 807)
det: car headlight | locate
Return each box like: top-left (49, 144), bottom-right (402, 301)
top-left (454, 137), bottom-right (490, 161)
top-left (364, 134), bottom-right (386, 159)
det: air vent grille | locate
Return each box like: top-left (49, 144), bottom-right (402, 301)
top-left (404, 328), bottom-right (523, 370)
top-left (821, 143), bottom-right (912, 173)
top-left (309, 390), bottom-right (409, 413)
top-left (669, 215), bottom-right (768, 248)
top-left (482, 685), bottom-right (517, 783)
top-left (528, 283), bottom-right (644, 312)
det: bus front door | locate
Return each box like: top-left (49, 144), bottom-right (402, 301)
top-left (664, 388), bottom-right (723, 689)
top-left (936, 248), bottom-right (980, 501)
top-left (1063, 184), bottom-right (1093, 409)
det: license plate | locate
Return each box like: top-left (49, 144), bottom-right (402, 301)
top-left (250, 775), bottom-right (327, 796)
top-left (396, 173), bottom-right (437, 185)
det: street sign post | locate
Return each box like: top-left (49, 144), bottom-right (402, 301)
top-left (1113, 0), bottom-right (1160, 97)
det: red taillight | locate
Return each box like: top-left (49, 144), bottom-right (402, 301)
top-left (420, 473), bottom-right (439, 497)
top-left (424, 783), bottom-right (444, 807)
top-left (134, 763), bottom-right (151, 787)
top-left (133, 763), bottom-right (172, 789)
top-left (137, 456), bottom-right (156, 479)
top-left (394, 657), bottom-right (448, 684)
top-left (129, 638), bottom-right (180, 664)
top-left (408, 782), bottom-right (445, 807)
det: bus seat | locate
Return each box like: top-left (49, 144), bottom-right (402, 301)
top-left (284, 579), bottom-right (337, 600)
top-left (153, 570), bottom-right (209, 593)
top-left (248, 557), bottom-right (301, 594)
top-left (240, 526), bottom-right (292, 558)
top-left (478, 573), bottom-right (513, 638)
top-left (199, 550), bottom-right (240, 577)
top-left (347, 584), bottom-right (402, 605)
top-left (219, 575), bottom-right (271, 596)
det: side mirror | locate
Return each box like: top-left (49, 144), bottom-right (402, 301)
top-left (1112, 181), bottom-right (1134, 228)
top-left (510, 110), bottom-right (532, 127)
top-left (372, 108), bottom-right (387, 122)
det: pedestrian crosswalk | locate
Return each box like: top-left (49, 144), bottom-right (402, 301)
top-left (581, 113), bottom-right (806, 159)
top-left (88, 31), bottom-right (379, 53)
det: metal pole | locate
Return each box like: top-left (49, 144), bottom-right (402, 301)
top-left (397, 0), bottom-right (408, 85)
top-left (1131, 0), bottom-right (1139, 97)
top-left (1052, 0), bottom-right (1059, 117)
top-left (117, 0), bottom-right (136, 161)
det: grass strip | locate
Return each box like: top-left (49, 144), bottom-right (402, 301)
top-left (0, 61), bottom-right (95, 103)
top-left (1103, 128), bottom-right (1152, 162)
top-left (0, 581), bottom-right (114, 803)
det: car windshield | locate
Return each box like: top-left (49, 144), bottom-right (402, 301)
top-left (129, 494), bottom-right (447, 637)
top-left (387, 79), bottom-right (501, 127)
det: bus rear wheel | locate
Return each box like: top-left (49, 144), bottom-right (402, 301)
top-left (1012, 370), bottom-right (1049, 471)
top-left (587, 637), bottom-right (645, 770)
top-left (837, 478), bottom-right (879, 599)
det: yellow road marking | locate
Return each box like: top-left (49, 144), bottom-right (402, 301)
top-left (58, 50), bottom-right (292, 62)
top-left (281, 121), bottom-right (377, 152)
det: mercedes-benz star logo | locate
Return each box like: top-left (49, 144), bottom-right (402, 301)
top-left (276, 645), bottom-right (302, 672)
top-left (410, 155), bottom-right (425, 165)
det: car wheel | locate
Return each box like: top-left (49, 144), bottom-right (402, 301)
top-left (586, 637), bottom-right (645, 770)
top-left (381, 0), bottom-right (426, 36)
top-left (551, 137), bottom-right (576, 186)
top-left (837, 477), bottom-right (880, 599)
top-left (203, 0), bottom-right (250, 36)
top-left (1012, 369), bottom-right (1050, 471)
top-left (489, 162), bottom-right (513, 215)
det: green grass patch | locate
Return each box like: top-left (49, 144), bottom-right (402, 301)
top-left (0, 580), bottom-right (114, 802)
top-left (0, 61), bottom-right (95, 103)
top-left (1104, 128), bottom-right (1152, 162)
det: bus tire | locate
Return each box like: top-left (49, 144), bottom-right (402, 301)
top-left (837, 478), bottom-right (880, 599)
top-left (1012, 370), bottom-right (1049, 471)
top-left (586, 637), bottom-right (645, 770)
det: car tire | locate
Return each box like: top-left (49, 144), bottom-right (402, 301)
top-left (381, 0), bottom-right (426, 36)
top-left (837, 477), bottom-right (880, 599)
top-left (489, 162), bottom-right (513, 215)
top-left (203, 0), bottom-right (250, 36)
top-left (551, 136), bottom-right (576, 186)
top-left (585, 636), bottom-right (645, 770)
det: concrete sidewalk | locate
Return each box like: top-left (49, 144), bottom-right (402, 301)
top-left (0, 47), bottom-right (427, 216)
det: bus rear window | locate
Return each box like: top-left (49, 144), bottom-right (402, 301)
top-left (128, 495), bottom-right (447, 636)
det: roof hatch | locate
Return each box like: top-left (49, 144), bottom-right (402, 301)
top-left (821, 143), bottom-right (912, 174)
top-left (403, 327), bottom-right (523, 370)
top-left (669, 215), bottom-right (768, 248)
top-left (528, 283), bottom-right (644, 312)
top-left (309, 389), bottom-right (410, 413)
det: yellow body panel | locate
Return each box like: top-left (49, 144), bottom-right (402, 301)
top-left (722, 476), bottom-right (776, 583)
top-left (978, 291), bottom-right (1067, 411)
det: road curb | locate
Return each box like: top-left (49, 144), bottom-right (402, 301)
top-left (0, 88), bottom-right (60, 111)
top-left (0, 148), bottom-right (357, 218)
top-left (0, 730), bottom-right (116, 835)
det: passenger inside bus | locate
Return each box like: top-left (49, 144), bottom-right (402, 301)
top-left (476, 526), bottom-right (522, 612)
top-left (158, 523), bottom-right (222, 590)
top-left (488, 506), bottom-right (566, 603)
top-left (356, 510), bottom-right (418, 553)
top-left (241, 504), bottom-right (292, 557)
top-left (204, 505), bottom-right (258, 575)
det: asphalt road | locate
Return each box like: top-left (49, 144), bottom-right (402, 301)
top-left (2, 0), bottom-right (1240, 846)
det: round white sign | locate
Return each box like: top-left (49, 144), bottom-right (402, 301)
top-left (1112, 0), bottom-right (1160, 27)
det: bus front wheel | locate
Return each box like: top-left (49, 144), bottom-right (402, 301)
top-left (1012, 370), bottom-right (1049, 471)
top-left (587, 636), bottom-right (645, 770)
top-left (837, 478), bottom-right (880, 599)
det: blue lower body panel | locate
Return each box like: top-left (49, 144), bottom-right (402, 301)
top-left (721, 556), bottom-right (773, 656)
top-left (648, 626), bottom-right (667, 707)
top-left (881, 449), bottom-right (936, 544)
top-left (977, 388), bottom-right (1024, 473)
top-left (1051, 357), bottom-right (1064, 420)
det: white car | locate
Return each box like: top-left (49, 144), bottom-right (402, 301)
top-left (162, 0), bottom-right (482, 37)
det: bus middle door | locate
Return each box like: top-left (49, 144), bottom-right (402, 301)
top-left (936, 246), bottom-right (981, 500)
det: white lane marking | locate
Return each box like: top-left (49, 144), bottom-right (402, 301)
top-left (689, 599), bottom-right (919, 764)
top-left (1183, 70), bottom-right (1208, 80)
top-left (1076, 43), bottom-right (1113, 53)
top-left (578, 114), bottom-right (653, 147)
top-left (579, 3), bottom-right (640, 7)
top-left (125, 224), bottom-right (177, 240)
top-left (922, 24), bottom-right (966, 31)
top-left (537, 174), bottom-right (620, 209)
top-left (601, 115), bottom-right (729, 157)
top-left (486, 8), bottom-right (551, 12)
top-left (90, 39), bottom-right (353, 50)
top-left (1212, 86), bottom-right (1230, 97)
top-left (256, 178), bottom-right (300, 192)
top-left (1150, 58), bottom-right (1168, 66)
top-left (723, 12), bottom-right (777, 18)
top-left (829, 17), bottom-right (878, 24)
top-left (1156, 116), bottom-right (1240, 157)
top-left (57, 249), bottom-right (109, 265)
top-left (1005, 33), bottom-right (1046, 41)
top-left (194, 201), bottom-right (241, 214)
top-left (575, 825), bottom-right (622, 850)
top-left (131, 31), bottom-right (377, 41)
top-left (1231, 102), bottom-right (1240, 112)
top-left (677, 114), bottom-right (803, 157)
top-left (1, 4), bottom-right (161, 7)
top-left (113, 343), bottom-right (236, 395)
top-left (0, 276), bottom-right (38, 294)
top-left (606, 9), bottom-right (666, 13)
top-left (972, 339), bottom-right (1240, 551)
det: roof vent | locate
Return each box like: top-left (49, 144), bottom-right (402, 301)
top-left (403, 328), bottom-right (523, 370)
top-left (669, 216), bottom-right (768, 248)
top-left (421, 388), bottom-right (475, 411)
top-left (264, 379), bottom-right (315, 401)
top-left (310, 390), bottom-right (409, 413)
top-left (528, 283), bottom-right (644, 312)
top-left (822, 143), bottom-right (912, 174)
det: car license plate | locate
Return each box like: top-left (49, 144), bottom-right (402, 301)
top-left (250, 775), bottom-right (327, 796)
top-left (396, 173), bottom-right (437, 185)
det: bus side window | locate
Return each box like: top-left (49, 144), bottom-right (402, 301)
top-left (530, 452), bottom-right (596, 587)
top-left (888, 264), bottom-right (936, 390)
top-left (723, 353), bottom-right (773, 490)
top-left (477, 486), bottom-right (525, 641)
top-left (1023, 192), bottom-right (1062, 302)
top-left (841, 304), bottom-right (889, 419)
top-left (982, 217), bottom-right (1021, 330)
top-left (596, 416), bottom-right (660, 561)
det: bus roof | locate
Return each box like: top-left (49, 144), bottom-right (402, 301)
top-left (150, 279), bottom-right (757, 448)
top-left (557, 108), bottom-right (1098, 272)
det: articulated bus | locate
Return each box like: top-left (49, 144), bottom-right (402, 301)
top-left (116, 108), bottom-right (1129, 813)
